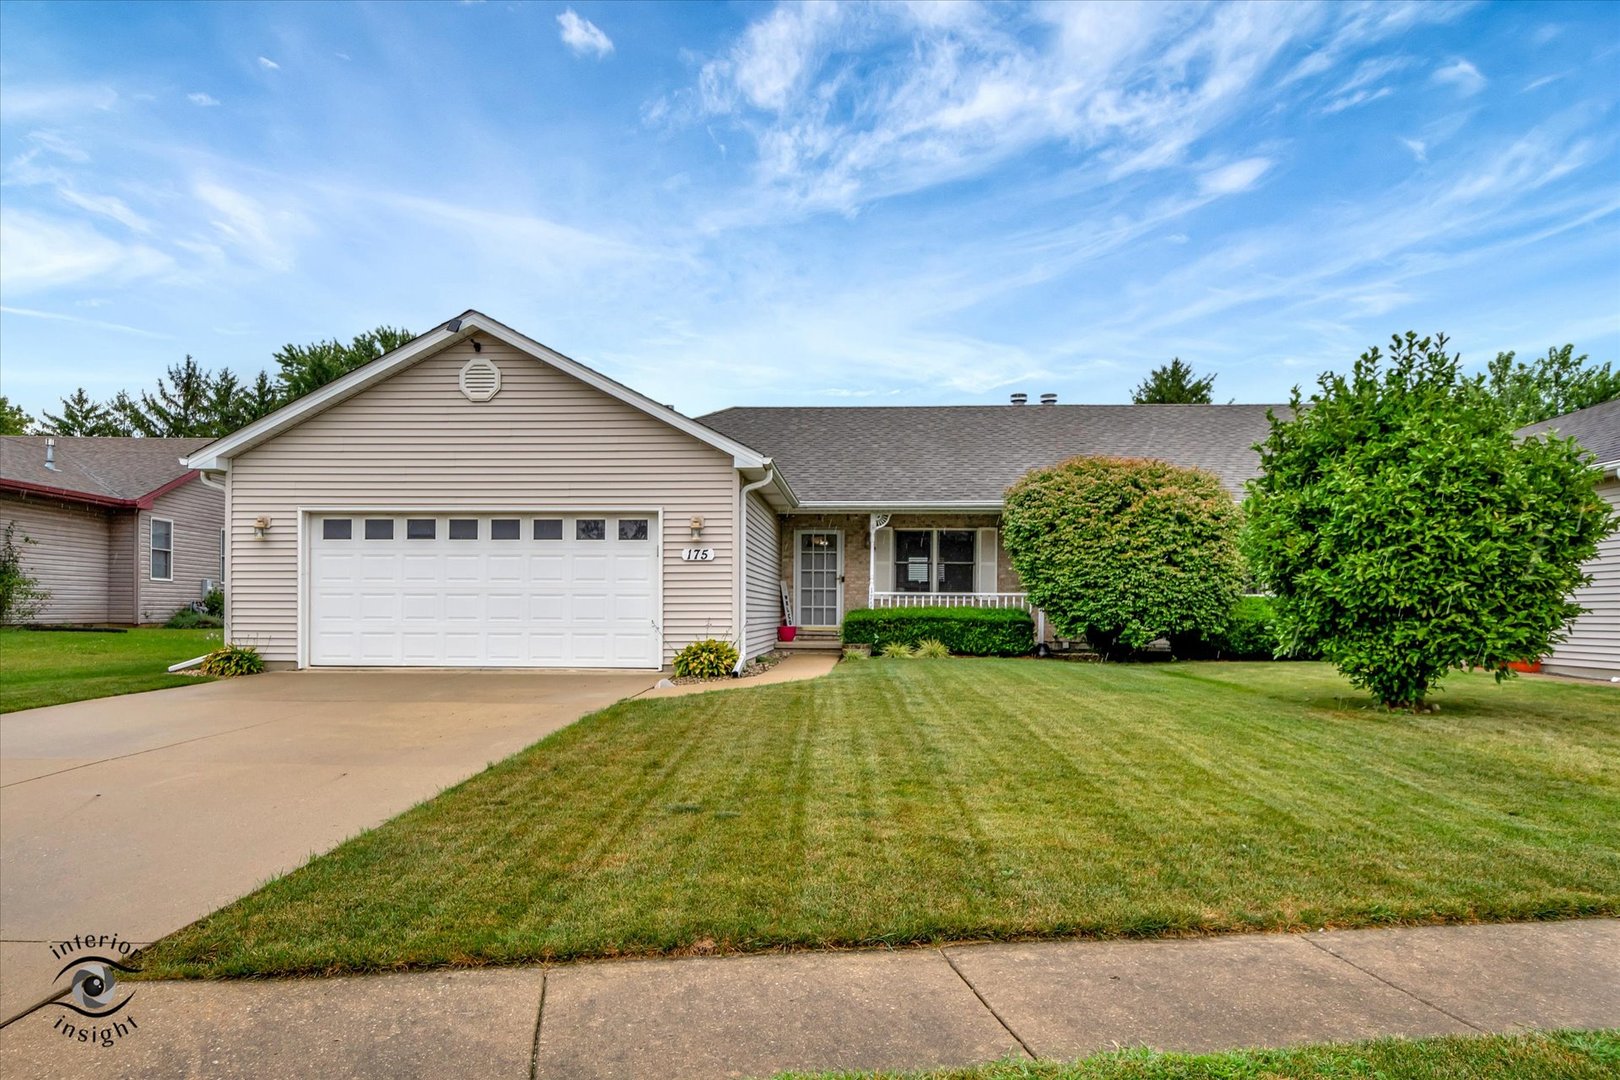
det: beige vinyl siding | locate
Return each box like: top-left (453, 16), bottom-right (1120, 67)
top-left (107, 511), bottom-right (137, 623)
top-left (137, 478), bottom-right (226, 623)
top-left (743, 490), bottom-right (781, 659)
top-left (1, 494), bottom-right (112, 623)
top-left (1544, 477), bottom-right (1620, 680)
top-left (226, 335), bottom-right (738, 665)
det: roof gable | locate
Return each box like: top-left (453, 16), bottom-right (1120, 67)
top-left (185, 311), bottom-right (770, 472)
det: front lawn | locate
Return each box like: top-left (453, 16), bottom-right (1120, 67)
top-left (0, 627), bottom-right (220, 713)
top-left (141, 660), bottom-right (1620, 977)
top-left (776, 1030), bottom-right (1620, 1080)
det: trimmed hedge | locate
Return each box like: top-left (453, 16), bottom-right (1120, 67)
top-left (1171, 595), bottom-right (1319, 661)
top-left (842, 607), bottom-right (1034, 657)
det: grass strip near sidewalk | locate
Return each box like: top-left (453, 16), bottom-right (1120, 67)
top-left (0, 627), bottom-right (220, 713)
top-left (139, 660), bottom-right (1620, 978)
top-left (771, 1029), bottom-right (1620, 1079)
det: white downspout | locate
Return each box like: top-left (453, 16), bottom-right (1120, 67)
top-left (735, 467), bottom-right (776, 675)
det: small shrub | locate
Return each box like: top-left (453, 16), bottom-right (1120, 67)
top-left (1172, 596), bottom-right (1291, 660)
top-left (843, 607), bottom-right (1034, 656)
top-left (841, 646), bottom-right (869, 661)
top-left (879, 641), bottom-right (916, 659)
top-left (165, 607), bottom-right (223, 630)
top-left (204, 587), bottom-right (224, 618)
top-left (199, 643), bottom-right (263, 677)
top-left (0, 520), bottom-right (49, 624)
top-left (914, 638), bottom-right (951, 659)
top-left (673, 638), bottom-right (739, 679)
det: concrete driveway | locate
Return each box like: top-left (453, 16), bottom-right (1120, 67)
top-left (0, 669), bottom-right (656, 1023)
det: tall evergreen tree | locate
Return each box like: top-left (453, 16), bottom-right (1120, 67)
top-left (1132, 358), bottom-right (1216, 404)
top-left (40, 388), bottom-right (129, 436)
top-left (118, 356), bottom-right (216, 437)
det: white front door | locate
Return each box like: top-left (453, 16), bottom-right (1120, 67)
top-left (797, 530), bottom-right (842, 626)
top-left (308, 512), bottom-right (659, 668)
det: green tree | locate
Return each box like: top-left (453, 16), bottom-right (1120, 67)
top-left (1002, 456), bottom-right (1245, 659)
top-left (1245, 332), bottom-right (1614, 709)
top-left (0, 396), bottom-right (33, 435)
top-left (1132, 358), bottom-right (1216, 404)
top-left (1486, 344), bottom-right (1619, 426)
top-left (274, 326), bottom-right (414, 402)
top-left (117, 356), bottom-right (216, 437)
top-left (40, 388), bottom-right (130, 436)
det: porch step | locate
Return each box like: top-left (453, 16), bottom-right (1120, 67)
top-left (781, 631), bottom-right (842, 652)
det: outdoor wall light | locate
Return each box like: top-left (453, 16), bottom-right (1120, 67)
top-left (253, 516), bottom-right (272, 538)
top-left (689, 515), bottom-right (704, 540)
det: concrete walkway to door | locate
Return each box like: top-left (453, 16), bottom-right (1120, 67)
top-left (0, 668), bottom-right (656, 1023)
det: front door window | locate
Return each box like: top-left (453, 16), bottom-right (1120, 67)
top-left (798, 531), bottom-right (841, 625)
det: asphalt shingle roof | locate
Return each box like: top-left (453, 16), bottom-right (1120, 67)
top-left (699, 404), bottom-right (1283, 503)
top-left (0, 436), bottom-right (210, 503)
top-left (1517, 398), bottom-right (1620, 464)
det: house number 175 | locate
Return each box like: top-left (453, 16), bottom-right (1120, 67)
top-left (681, 548), bottom-right (716, 562)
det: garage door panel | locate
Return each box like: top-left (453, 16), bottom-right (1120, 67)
top-left (310, 514), bottom-right (661, 668)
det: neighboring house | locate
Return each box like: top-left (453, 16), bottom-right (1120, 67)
top-left (1518, 399), bottom-right (1620, 680)
top-left (185, 310), bottom-right (1277, 670)
top-left (1, 436), bottom-right (224, 624)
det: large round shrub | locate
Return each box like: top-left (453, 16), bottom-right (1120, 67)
top-left (1245, 332), bottom-right (1614, 709)
top-left (1002, 456), bottom-right (1245, 657)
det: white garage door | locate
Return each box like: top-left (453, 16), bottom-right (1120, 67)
top-left (308, 513), bottom-right (660, 667)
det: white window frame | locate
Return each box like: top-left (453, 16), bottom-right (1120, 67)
top-left (892, 528), bottom-right (976, 594)
top-left (150, 517), bottom-right (175, 581)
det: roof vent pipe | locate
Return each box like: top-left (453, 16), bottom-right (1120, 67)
top-left (1040, 393), bottom-right (1058, 405)
top-left (45, 438), bottom-right (56, 470)
top-left (1010, 393), bottom-right (1028, 405)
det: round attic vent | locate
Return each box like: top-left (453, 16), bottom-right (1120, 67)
top-left (459, 356), bottom-right (502, 402)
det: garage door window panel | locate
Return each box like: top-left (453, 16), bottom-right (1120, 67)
top-left (577, 519), bottom-right (606, 541)
top-left (449, 519), bottom-right (479, 540)
top-left (364, 519), bottom-right (394, 540)
top-left (322, 519), bottom-right (352, 541)
top-left (406, 519), bottom-right (436, 540)
top-left (491, 519), bottom-right (520, 540)
top-left (534, 519), bottom-right (563, 540)
top-left (618, 519), bottom-right (649, 541)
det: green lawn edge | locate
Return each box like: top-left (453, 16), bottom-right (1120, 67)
top-left (770, 1030), bottom-right (1620, 1080)
top-left (133, 660), bottom-right (1620, 980)
top-left (0, 627), bottom-right (221, 713)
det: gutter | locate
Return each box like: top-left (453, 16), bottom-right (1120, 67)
top-left (735, 466), bottom-right (776, 674)
top-left (0, 478), bottom-right (136, 509)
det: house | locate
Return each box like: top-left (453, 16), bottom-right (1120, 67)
top-left (1518, 399), bottom-right (1620, 680)
top-left (184, 310), bottom-right (1276, 670)
top-left (1, 436), bottom-right (225, 624)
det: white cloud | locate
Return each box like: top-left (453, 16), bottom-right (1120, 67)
top-left (1198, 158), bottom-right (1273, 196)
top-left (194, 181), bottom-right (302, 271)
top-left (1432, 58), bottom-right (1485, 95)
top-left (0, 305), bottom-right (172, 339)
top-left (556, 9), bottom-right (613, 59)
top-left (0, 84), bottom-right (117, 121)
top-left (0, 210), bottom-right (171, 293)
top-left (58, 189), bottom-right (152, 233)
top-left (1400, 137), bottom-right (1428, 163)
top-left (257, 56), bottom-right (280, 70)
top-left (187, 92), bottom-right (220, 107)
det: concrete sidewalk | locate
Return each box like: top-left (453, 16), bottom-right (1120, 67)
top-left (2, 919), bottom-right (1615, 1079)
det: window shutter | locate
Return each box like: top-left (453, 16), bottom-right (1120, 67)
top-left (975, 528), bottom-right (998, 594)
top-left (873, 528), bottom-right (894, 593)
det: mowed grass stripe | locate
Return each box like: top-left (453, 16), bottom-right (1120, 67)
top-left (139, 660), bottom-right (1620, 978)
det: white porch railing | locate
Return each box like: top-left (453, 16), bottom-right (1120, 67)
top-left (871, 592), bottom-right (1031, 611)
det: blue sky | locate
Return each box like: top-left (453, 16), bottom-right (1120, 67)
top-left (1, 1), bottom-right (1617, 419)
